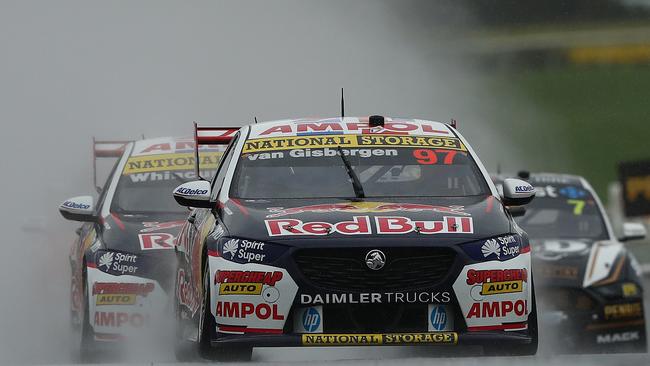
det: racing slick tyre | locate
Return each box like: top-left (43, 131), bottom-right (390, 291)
top-left (484, 279), bottom-right (538, 356)
top-left (197, 258), bottom-right (253, 362)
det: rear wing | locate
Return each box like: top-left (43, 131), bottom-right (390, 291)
top-left (93, 138), bottom-right (132, 192)
top-left (193, 122), bottom-right (239, 178)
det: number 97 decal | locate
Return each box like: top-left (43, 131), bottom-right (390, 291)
top-left (412, 149), bottom-right (464, 165)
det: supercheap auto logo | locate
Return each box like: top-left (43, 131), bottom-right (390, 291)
top-left (467, 269), bottom-right (527, 300)
top-left (96, 294), bottom-right (136, 306)
top-left (215, 270), bottom-right (282, 300)
top-left (242, 134), bottom-right (467, 154)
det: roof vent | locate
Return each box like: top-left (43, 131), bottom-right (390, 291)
top-left (369, 115), bottom-right (385, 127)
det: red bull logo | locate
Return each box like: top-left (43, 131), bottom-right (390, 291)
top-left (266, 202), bottom-right (469, 218)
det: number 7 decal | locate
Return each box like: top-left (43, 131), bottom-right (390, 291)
top-left (567, 199), bottom-right (585, 215)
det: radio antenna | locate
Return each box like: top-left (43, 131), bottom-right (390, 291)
top-left (340, 88), bottom-right (345, 118)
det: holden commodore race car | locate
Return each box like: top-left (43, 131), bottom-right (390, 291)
top-left (58, 137), bottom-right (226, 360)
top-left (492, 172), bottom-right (648, 353)
top-left (170, 116), bottom-right (539, 361)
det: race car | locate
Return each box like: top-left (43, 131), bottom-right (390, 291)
top-left (58, 136), bottom-right (227, 360)
top-left (492, 172), bottom-right (648, 353)
top-left (170, 116), bottom-right (539, 361)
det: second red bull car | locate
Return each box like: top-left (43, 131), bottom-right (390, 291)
top-left (59, 137), bottom-right (226, 360)
top-left (171, 116), bottom-right (538, 361)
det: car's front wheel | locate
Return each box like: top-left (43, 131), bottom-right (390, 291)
top-left (197, 257), bottom-right (252, 362)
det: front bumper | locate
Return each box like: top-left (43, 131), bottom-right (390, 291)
top-left (207, 241), bottom-right (535, 346)
top-left (211, 330), bottom-right (533, 348)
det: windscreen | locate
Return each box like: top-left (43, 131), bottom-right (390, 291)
top-left (231, 134), bottom-right (489, 199)
top-left (111, 149), bottom-right (223, 213)
top-left (514, 184), bottom-right (609, 240)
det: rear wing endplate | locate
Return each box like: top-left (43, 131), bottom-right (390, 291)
top-left (193, 122), bottom-right (239, 179)
top-left (93, 138), bottom-right (132, 192)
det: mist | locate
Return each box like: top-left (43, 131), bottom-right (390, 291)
top-left (0, 1), bottom-right (562, 364)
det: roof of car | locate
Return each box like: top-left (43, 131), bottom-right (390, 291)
top-left (130, 136), bottom-right (205, 157)
top-left (247, 117), bottom-right (454, 139)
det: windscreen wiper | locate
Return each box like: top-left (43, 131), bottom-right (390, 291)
top-left (337, 146), bottom-right (365, 199)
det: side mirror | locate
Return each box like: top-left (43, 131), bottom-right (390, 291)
top-left (621, 222), bottom-right (647, 242)
top-left (59, 196), bottom-right (98, 222)
top-left (501, 178), bottom-right (535, 206)
top-left (173, 180), bottom-right (213, 208)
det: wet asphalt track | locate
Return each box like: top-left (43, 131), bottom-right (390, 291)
top-left (62, 352), bottom-right (650, 366)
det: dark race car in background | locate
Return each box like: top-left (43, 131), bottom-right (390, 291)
top-left (493, 172), bottom-right (648, 353)
top-left (58, 137), bottom-right (226, 360)
top-left (171, 117), bottom-right (539, 361)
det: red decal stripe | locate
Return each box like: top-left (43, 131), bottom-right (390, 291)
top-left (217, 325), bottom-right (283, 334)
top-left (485, 195), bottom-right (494, 213)
top-left (520, 245), bottom-right (531, 254)
top-left (229, 199), bottom-right (249, 216)
top-left (207, 249), bottom-right (220, 257)
top-left (461, 217), bottom-right (471, 232)
top-left (87, 262), bottom-right (97, 268)
top-left (467, 322), bottom-right (528, 332)
top-left (111, 212), bottom-right (125, 230)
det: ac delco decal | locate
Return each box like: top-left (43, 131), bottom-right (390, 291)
top-left (301, 332), bottom-right (458, 346)
top-left (265, 216), bottom-right (473, 236)
top-left (216, 301), bottom-right (284, 320)
top-left (467, 300), bottom-right (528, 318)
top-left (92, 282), bottom-right (154, 296)
top-left (243, 135), bottom-right (466, 154)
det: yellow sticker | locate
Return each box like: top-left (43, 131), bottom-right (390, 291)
top-left (96, 294), bottom-right (137, 306)
top-left (218, 283), bottom-right (262, 295)
top-left (242, 135), bottom-right (466, 154)
top-left (122, 152), bottom-right (223, 175)
top-left (481, 280), bottom-right (523, 295)
top-left (301, 332), bottom-right (457, 346)
top-left (604, 302), bottom-right (643, 320)
top-left (622, 283), bottom-right (638, 297)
